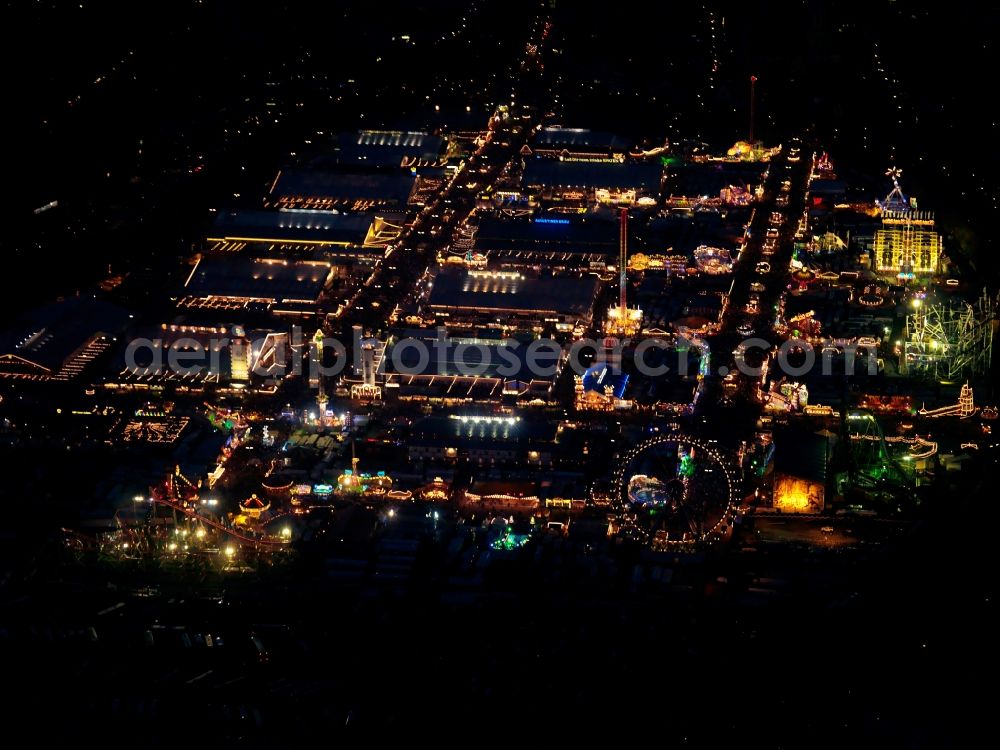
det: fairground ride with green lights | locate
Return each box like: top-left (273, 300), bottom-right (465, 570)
top-left (844, 410), bottom-right (910, 492)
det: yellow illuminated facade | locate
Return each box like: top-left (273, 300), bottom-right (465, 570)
top-left (874, 211), bottom-right (943, 279)
top-left (230, 339), bottom-right (250, 381)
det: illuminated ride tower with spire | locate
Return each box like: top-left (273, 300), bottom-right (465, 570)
top-left (604, 208), bottom-right (643, 337)
top-left (874, 168), bottom-right (943, 280)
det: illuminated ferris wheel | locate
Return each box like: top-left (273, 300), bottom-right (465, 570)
top-left (613, 434), bottom-right (739, 547)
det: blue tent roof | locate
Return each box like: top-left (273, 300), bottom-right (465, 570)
top-left (582, 363), bottom-right (628, 399)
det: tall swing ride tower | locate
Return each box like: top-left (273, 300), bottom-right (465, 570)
top-left (604, 208), bottom-right (643, 337)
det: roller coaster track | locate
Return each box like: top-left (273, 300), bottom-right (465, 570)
top-left (850, 433), bottom-right (938, 459)
top-left (845, 410), bottom-right (910, 487)
top-left (147, 498), bottom-right (289, 548)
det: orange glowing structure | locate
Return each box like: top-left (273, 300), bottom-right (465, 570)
top-left (239, 493), bottom-right (271, 520)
